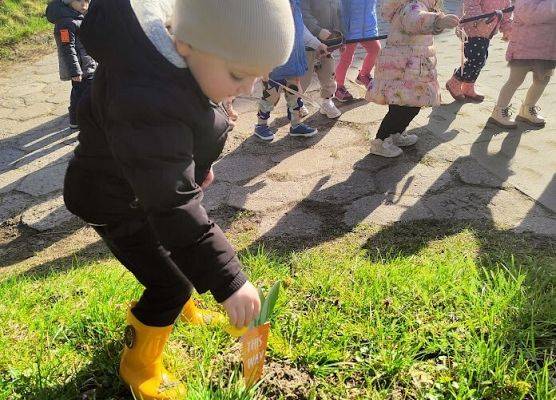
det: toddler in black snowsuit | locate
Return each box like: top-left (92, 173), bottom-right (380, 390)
top-left (46, 0), bottom-right (96, 128)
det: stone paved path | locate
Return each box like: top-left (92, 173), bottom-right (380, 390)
top-left (1, 3), bottom-right (555, 269)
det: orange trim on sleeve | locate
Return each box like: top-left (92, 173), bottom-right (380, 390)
top-left (60, 29), bottom-right (71, 44)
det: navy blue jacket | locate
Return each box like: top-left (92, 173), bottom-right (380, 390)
top-left (270, 0), bottom-right (308, 81)
top-left (46, 0), bottom-right (96, 80)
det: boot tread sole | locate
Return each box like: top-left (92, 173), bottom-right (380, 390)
top-left (464, 95), bottom-right (484, 103)
top-left (320, 108), bottom-right (341, 118)
top-left (487, 117), bottom-right (517, 129)
top-left (289, 129), bottom-right (319, 137)
top-left (516, 115), bottom-right (546, 127)
top-left (369, 149), bottom-right (402, 158)
top-left (254, 132), bottom-right (274, 141)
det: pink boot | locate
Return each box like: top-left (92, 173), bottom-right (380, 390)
top-left (355, 73), bottom-right (372, 89)
top-left (462, 82), bottom-right (485, 103)
top-left (445, 76), bottom-right (465, 101)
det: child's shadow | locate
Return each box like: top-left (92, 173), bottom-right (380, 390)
top-left (269, 98), bottom-right (367, 130)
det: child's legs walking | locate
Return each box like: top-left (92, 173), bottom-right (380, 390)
top-left (524, 69), bottom-right (552, 106)
top-left (94, 219), bottom-right (194, 327)
top-left (496, 65), bottom-right (529, 107)
top-left (376, 105), bottom-right (421, 140)
top-left (258, 80), bottom-right (283, 125)
top-left (454, 37), bottom-right (490, 82)
top-left (359, 40), bottom-right (381, 78)
top-left (283, 78), bottom-right (303, 126)
top-left (335, 43), bottom-right (357, 87)
top-left (316, 54), bottom-right (337, 99)
top-left (300, 50), bottom-right (317, 93)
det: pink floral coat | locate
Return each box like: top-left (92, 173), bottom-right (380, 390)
top-left (506, 0), bottom-right (556, 61)
top-left (366, 0), bottom-right (443, 107)
top-left (462, 0), bottom-right (512, 38)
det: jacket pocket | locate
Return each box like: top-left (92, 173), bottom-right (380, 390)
top-left (402, 56), bottom-right (422, 80)
top-left (419, 55), bottom-right (437, 81)
top-left (403, 55), bottom-right (436, 82)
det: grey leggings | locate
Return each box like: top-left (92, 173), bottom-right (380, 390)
top-left (496, 65), bottom-right (552, 108)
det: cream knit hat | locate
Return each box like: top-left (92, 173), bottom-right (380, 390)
top-left (172, 0), bottom-right (295, 72)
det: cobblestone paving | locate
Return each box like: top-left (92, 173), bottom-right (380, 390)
top-left (0, 1), bottom-right (554, 269)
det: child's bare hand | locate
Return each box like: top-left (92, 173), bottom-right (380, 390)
top-left (318, 29), bottom-right (332, 41)
top-left (200, 167), bottom-right (214, 189)
top-left (71, 75), bottom-right (83, 82)
top-left (317, 43), bottom-right (329, 57)
top-left (485, 10), bottom-right (504, 24)
top-left (222, 281), bottom-right (261, 328)
top-left (436, 14), bottom-right (460, 30)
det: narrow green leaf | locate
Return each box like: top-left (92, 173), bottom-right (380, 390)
top-left (264, 281), bottom-right (281, 322)
top-left (259, 287), bottom-right (269, 325)
top-left (254, 288), bottom-right (266, 326)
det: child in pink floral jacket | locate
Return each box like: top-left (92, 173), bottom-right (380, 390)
top-left (365, 0), bottom-right (459, 157)
top-left (446, 0), bottom-right (512, 102)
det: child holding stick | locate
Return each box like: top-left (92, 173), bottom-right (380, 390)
top-left (335, 0), bottom-right (381, 102)
top-left (300, 0), bottom-right (343, 118)
top-left (366, 0), bottom-right (459, 157)
top-left (446, 0), bottom-right (512, 102)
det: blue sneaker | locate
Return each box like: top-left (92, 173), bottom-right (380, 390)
top-left (289, 123), bottom-right (318, 138)
top-left (254, 124), bottom-right (274, 141)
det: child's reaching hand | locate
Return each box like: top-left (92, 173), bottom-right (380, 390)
top-left (435, 14), bottom-right (460, 30)
top-left (317, 43), bottom-right (329, 57)
top-left (318, 28), bottom-right (332, 41)
top-left (222, 281), bottom-right (261, 329)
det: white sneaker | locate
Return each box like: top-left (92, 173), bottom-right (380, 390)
top-left (299, 105), bottom-right (310, 118)
top-left (392, 132), bottom-right (418, 147)
top-left (516, 104), bottom-right (546, 127)
top-left (369, 137), bottom-right (403, 158)
top-left (319, 98), bottom-right (341, 118)
top-left (488, 105), bottom-right (517, 128)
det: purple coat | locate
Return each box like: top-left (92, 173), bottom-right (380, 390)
top-left (506, 0), bottom-right (556, 61)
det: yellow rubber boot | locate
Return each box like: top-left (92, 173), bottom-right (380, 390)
top-left (180, 298), bottom-right (227, 326)
top-left (119, 309), bottom-right (186, 400)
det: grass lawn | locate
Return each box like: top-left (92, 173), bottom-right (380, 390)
top-left (0, 0), bottom-right (51, 60)
top-left (0, 222), bottom-right (554, 399)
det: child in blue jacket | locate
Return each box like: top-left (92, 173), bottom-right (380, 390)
top-left (254, 0), bottom-right (325, 141)
top-left (335, 0), bottom-right (381, 101)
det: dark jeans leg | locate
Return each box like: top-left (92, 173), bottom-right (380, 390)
top-left (69, 78), bottom-right (92, 126)
top-left (376, 105), bottom-right (421, 140)
top-left (93, 219), bottom-right (194, 327)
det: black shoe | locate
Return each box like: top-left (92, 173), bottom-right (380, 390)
top-left (69, 114), bottom-right (78, 129)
